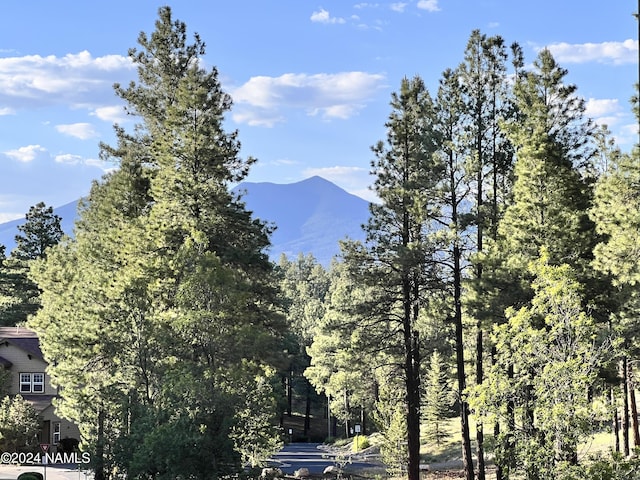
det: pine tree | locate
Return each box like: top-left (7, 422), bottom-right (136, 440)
top-left (13, 202), bottom-right (64, 261)
top-left (277, 254), bottom-right (330, 434)
top-left (0, 202), bottom-right (63, 326)
top-left (338, 76), bottom-right (441, 480)
top-left (470, 252), bottom-right (609, 478)
top-left (305, 261), bottom-right (379, 438)
top-left (474, 48), bottom-right (601, 478)
top-left (431, 66), bottom-right (476, 480)
top-left (422, 351), bottom-right (453, 445)
top-left (590, 86), bottom-right (640, 454)
top-left (29, 7), bottom-right (285, 479)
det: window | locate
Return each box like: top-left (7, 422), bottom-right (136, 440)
top-left (32, 373), bottom-right (44, 392)
top-left (53, 422), bottom-right (61, 444)
top-left (19, 373), bottom-right (45, 393)
top-left (20, 373), bottom-right (31, 393)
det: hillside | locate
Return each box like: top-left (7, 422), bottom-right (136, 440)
top-left (234, 176), bottom-right (370, 265)
top-left (0, 177), bottom-right (370, 265)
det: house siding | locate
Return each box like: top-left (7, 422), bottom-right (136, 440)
top-left (0, 327), bottom-right (81, 448)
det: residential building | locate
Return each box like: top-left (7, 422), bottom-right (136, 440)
top-left (0, 326), bottom-right (80, 449)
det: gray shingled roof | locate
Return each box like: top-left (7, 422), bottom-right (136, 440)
top-left (0, 326), bottom-right (44, 360)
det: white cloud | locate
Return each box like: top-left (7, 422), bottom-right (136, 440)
top-left (0, 212), bottom-right (22, 223)
top-left (0, 107), bottom-right (14, 115)
top-left (54, 153), bottom-right (83, 165)
top-left (3, 144), bottom-right (46, 163)
top-left (85, 158), bottom-right (116, 172)
top-left (55, 122), bottom-right (98, 139)
top-left (0, 50), bottom-right (134, 110)
top-left (232, 110), bottom-right (285, 128)
top-left (92, 105), bottom-right (128, 123)
top-left (230, 71), bottom-right (387, 126)
top-left (55, 153), bottom-right (114, 172)
top-left (545, 39), bottom-right (638, 65)
top-left (417, 0), bottom-right (441, 12)
top-left (585, 98), bottom-right (620, 118)
top-left (271, 158), bottom-right (299, 166)
top-left (390, 3), bottom-right (408, 13)
top-left (354, 3), bottom-right (379, 8)
top-left (310, 8), bottom-right (346, 24)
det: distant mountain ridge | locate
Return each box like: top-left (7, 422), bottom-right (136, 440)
top-left (235, 176), bottom-right (370, 265)
top-left (0, 176), bottom-right (370, 265)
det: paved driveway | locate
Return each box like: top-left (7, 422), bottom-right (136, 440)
top-left (269, 442), bottom-right (382, 475)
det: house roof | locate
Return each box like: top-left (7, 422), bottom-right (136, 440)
top-left (0, 355), bottom-right (13, 367)
top-left (16, 394), bottom-right (58, 413)
top-left (0, 326), bottom-right (44, 360)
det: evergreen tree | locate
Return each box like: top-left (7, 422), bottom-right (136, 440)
top-left (458, 32), bottom-right (514, 479)
top-left (29, 7), bottom-right (285, 479)
top-left (422, 351), bottom-right (453, 445)
top-left (338, 76), bottom-right (441, 480)
top-left (14, 202), bottom-right (64, 261)
top-left (0, 395), bottom-right (40, 453)
top-left (431, 66), bottom-right (476, 480)
top-left (0, 202), bottom-right (63, 326)
top-left (305, 261), bottom-right (381, 438)
top-left (277, 254), bottom-right (330, 434)
top-left (590, 87), bottom-right (640, 453)
top-left (474, 48), bottom-right (602, 478)
top-left (470, 252), bottom-right (609, 478)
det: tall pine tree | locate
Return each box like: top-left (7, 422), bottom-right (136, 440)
top-left (30, 8), bottom-right (285, 479)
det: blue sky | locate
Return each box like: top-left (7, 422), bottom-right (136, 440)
top-left (0, 1), bottom-right (637, 222)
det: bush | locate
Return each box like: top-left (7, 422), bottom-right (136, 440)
top-left (352, 435), bottom-right (370, 452)
top-left (17, 473), bottom-right (43, 480)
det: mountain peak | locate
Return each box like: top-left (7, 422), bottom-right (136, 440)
top-left (0, 178), bottom-right (370, 266)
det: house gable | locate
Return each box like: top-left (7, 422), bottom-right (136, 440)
top-left (0, 327), bottom-right (51, 396)
top-left (0, 326), bottom-right (81, 446)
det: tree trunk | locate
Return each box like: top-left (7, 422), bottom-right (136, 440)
top-left (628, 362), bottom-right (640, 447)
top-left (344, 389), bottom-right (351, 437)
top-left (490, 346), bottom-right (504, 480)
top-left (403, 275), bottom-right (421, 480)
top-left (454, 244), bottom-right (474, 480)
top-left (94, 408), bottom-right (106, 480)
top-left (476, 325), bottom-right (486, 480)
top-left (475, 122), bottom-right (486, 480)
top-left (622, 357), bottom-right (630, 456)
top-left (504, 363), bottom-right (516, 479)
top-left (612, 385), bottom-right (620, 452)
top-left (304, 382), bottom-right (312, 436)
top-left (286, 370), bottom-right (293, 417)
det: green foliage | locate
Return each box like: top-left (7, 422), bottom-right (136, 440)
top-left (29, 7), bottom-right (285, 479)
top-left (469, 252), bottom-right (611, 478)
top-left (305, 262), bottom-right (379, 430)
top-left (0, 395), bottom-right (40, 453)
top-left (352, 435), bottom-right (370, 452)
top-left (230, 365), bottom-right (284, 468)
top-left (375, 399), bottom-right (408, 476)
top-left (554, 449), bottom-right (640, 480)
top-left (0, 202), bottom-right (62, 326)
top-left (14, 202), bottom-right (64, 261)
top-left (422, 351), bottom-right (454, 445)
top-left (0, 368), bottom-right (10, 397)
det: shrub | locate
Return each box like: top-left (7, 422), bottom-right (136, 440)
top-left (18, 473), bottom-right (44, 480)
top-left (352, 435), bottom-right (370, 452)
